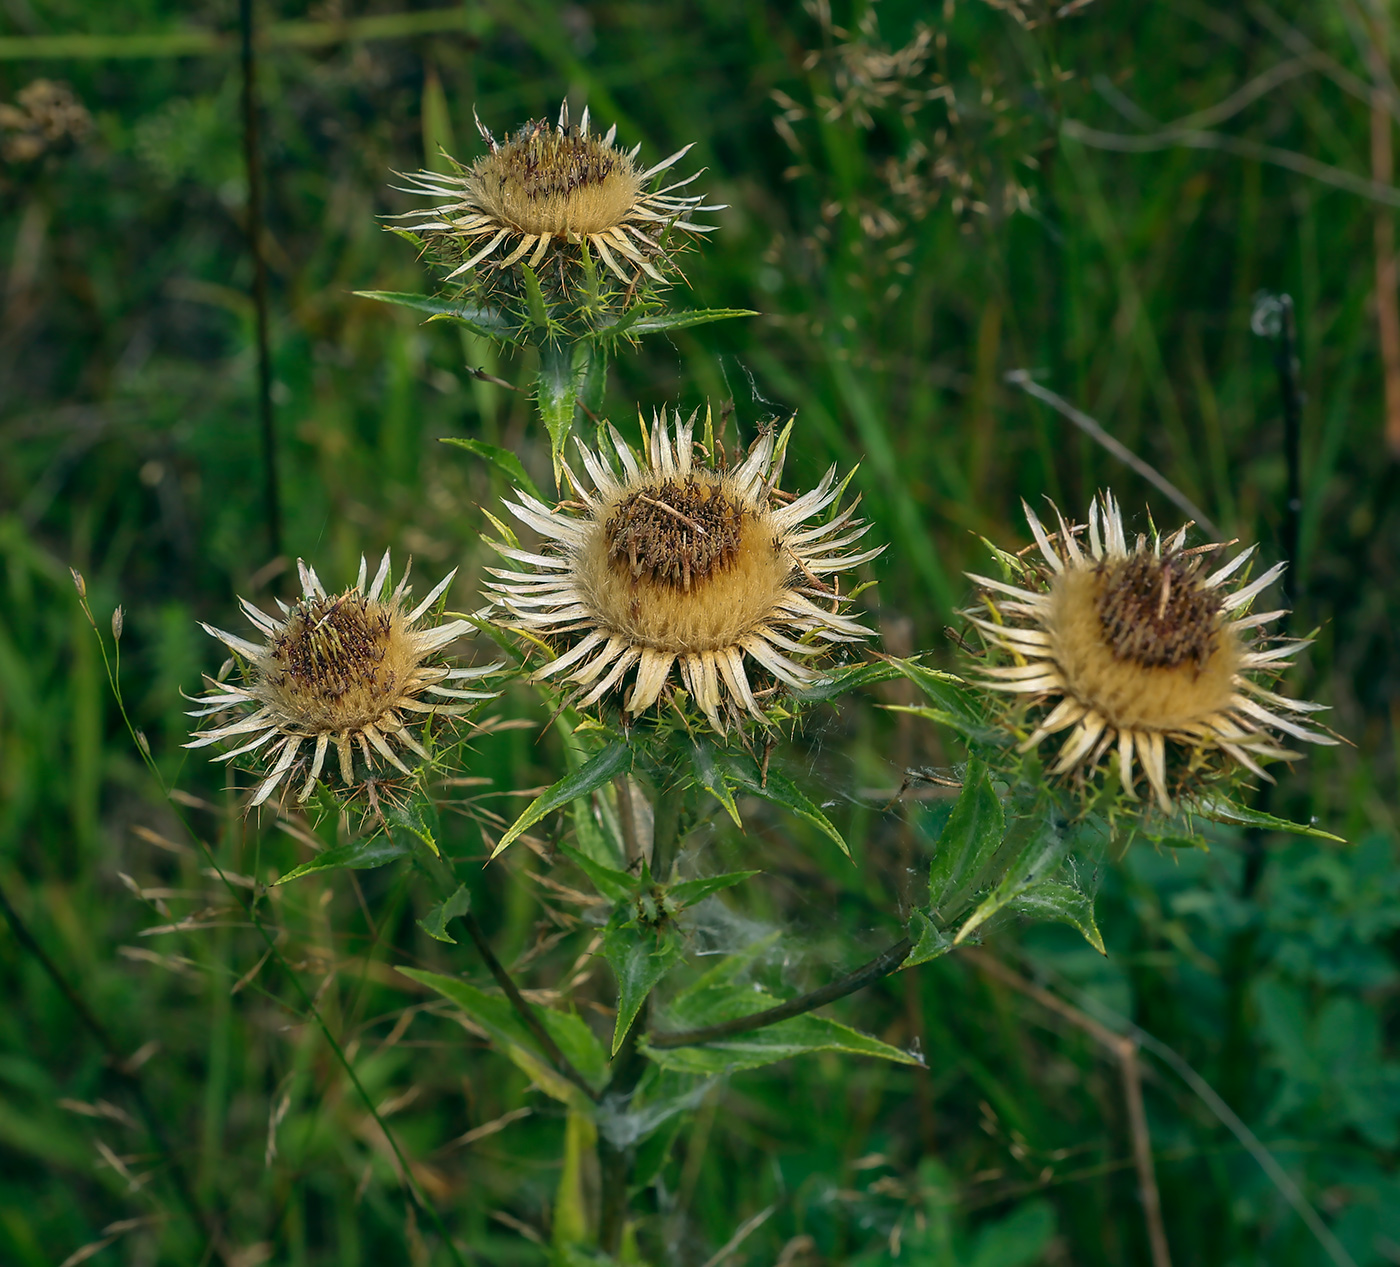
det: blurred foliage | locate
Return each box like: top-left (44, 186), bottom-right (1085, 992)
top-left (1, 0), bottom-right (1398, 1264)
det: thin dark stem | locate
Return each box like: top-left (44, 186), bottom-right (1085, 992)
top-left (0, 876), bottom-right (215, 1252)
top-left (458, 910), bottom-right (599, 1102)
top-left (239, 0), bottom-right (282, 560)
top-left (1273, 294), bottom-right (1304, 616)
top-left (647, 935), bottom-right (913, 1049)
top-left (1004, 369), bottom-right (1223, 541)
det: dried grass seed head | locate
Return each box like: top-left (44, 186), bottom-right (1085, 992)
top-left (392, 101), bottom-right (721, 286)
top-left (968, 492), bottom-right (1336, 811)
top-left (187, 552), bottom-right (498, 807)
top-left (485, 407), bottom-right (884, 733)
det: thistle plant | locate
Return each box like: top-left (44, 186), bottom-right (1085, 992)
top-left (163, 94), bottom-right (1344, 1263)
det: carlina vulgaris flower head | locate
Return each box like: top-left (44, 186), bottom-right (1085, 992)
top-left (389, 100), bottom-right (722, 288)
top-left (186, 552), bottom-right (499, 809)
top-left (483, 407), bottom-right (885, 735)
top-left (966, 492), bottom-right (1338, 812)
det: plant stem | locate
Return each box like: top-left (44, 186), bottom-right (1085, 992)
top-left (457, 909), bottom-right (599, 1102)
top-left (647, 935), bottom-right (913, 1049)
top-left (412, 838), bottom-right (600, 1102)
top-left (597, 1025), bottom-right (646, 1254)
top-left (239, 0), bottom-right (282, 561)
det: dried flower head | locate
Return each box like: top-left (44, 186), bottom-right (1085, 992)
top-left (0, 79), bottom-right (91, 163)
top-left (486, 409), bottom-right (883, 733)
top-left (968, 493), bottom-right (1336, 810)
top-left (393, 101), bottom-right (718, 286)
top-left (187, 553), bottom-right (497, 807)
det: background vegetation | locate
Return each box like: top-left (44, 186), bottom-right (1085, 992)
top-left (1, 1), bottom-right (1398, 1263)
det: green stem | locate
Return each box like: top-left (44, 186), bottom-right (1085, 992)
top-left (596, 776), bottom-right (680, 1252)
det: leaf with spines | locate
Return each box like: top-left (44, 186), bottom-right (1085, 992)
top-left (352, 289), bottom-right (520, 342)
top-left (954, 799), bottom-right (1071, 944)
top-left (667, 871), bottom-right (759, 907)
top-left (558, 842), bottom-right (635, 904)
top-left (536, 339), bottom-right (589, 482)
top-left (1195, 794), bottom-right (1346, 842)
top-left (601, 307), bottom-right (758, 339)
top-left (441, 437), bottom-right (541, 501)
top-left (689, 736), bottom-right (742, 828)
top-left (492, 740), bottom-right (634, 859)
top-left (274, 832), bottom-right (413, 884)
top-left (417, 884), bottom-right (473, 944)
top-left (724, 754), bottom-right (852, 859)
top-left (602, 918), bottom-right (684, 1055)
top-left (643, 958), bottom-right (921, 1075)
top-left (398, 969), bottom-right (606, 1109)
top-left (928, 759), bottom-right (1006, 913)
top-left (1006, 879), bottom-right (1106, 955)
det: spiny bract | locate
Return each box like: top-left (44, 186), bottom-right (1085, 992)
top-left (967, 493), bottom-right (1336, 811)
top-left (485, 408), bottom-right (883, 733)
top-left (187, 553), bottom-right (497, 807)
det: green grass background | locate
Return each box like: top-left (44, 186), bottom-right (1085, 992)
top-left (1, 1), bottom-right (1398, 1263)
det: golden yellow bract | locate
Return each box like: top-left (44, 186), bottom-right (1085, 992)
top-left (485, 408), bottom-right (884, 734)
top-left (392, 102), bottom-right (719, 285)
top-left (967, 493), bottom-right (1336, 811)
top-left (187, 554), bottom-right (497, 807)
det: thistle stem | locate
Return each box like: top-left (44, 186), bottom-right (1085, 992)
top-left (413, 839), bottom-right (599, 1102)
top-left (646, 935), bottom-right (913, 1049)
top-left (457, 909), bottom-right (599, 1103)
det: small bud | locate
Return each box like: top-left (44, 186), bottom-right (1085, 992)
top-left (135, 730), bottom-right (151, 759)
top-left (111, 606), bottom-right (124, 640)
top-left (70, 567), bottom-right (86, 599)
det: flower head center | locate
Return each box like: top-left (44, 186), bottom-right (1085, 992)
top-left (472, 122), bottom-right (643, 238)
top-left (604, 477), bottom-right (747, 591)
top-left (1094, 552), bottom-right (1222, 669)
top-left (273, 595), bottom-right (392, 701)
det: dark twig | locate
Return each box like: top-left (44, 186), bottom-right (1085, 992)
top-left (239, 0), bottom-right (282, 560)
top-left (1263, 294), bottom-right (1304, 613)
top-left (1006, 951), bottom-right (1358, 1267)
top-left (0, 875), bottom-right (215, 1254)
top-left (646, 936), bottom-right (913, 1049)
top-left (1004, 370), bottom-right (1223, 541)
top-left (968, 950), bottom-right (1173, 1267)
top-left (458, 910), bottom-right (599, 1101)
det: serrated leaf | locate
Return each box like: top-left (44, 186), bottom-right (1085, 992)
top-left (954, 800), bottom-right (1068, 945)
top-left (519, 263), bottom-right (551, 329)
top-left (905, 909), bottom-right (955, 967)
top-left (1196, 795), bottom-right (1345, 842)
top-left (537, 339), bottom-right (588, 482)
top-left (724, 758), bottom-right (852, 859)
top-left (625, 308), bottom-right (758, 335)
top-left (558, 843), bottom-right (636, 904)
top-left (274, 832), bottom-right (412, 884)
top-left (928, 759), bottom-right (1005, 910)
top-left (417, 883), bottom-right (472, 944)
top-left (352, 289), bottom-right (518, 342)
top-left (643, 977), bottom-right (920, 1075)
top-left (668, 871), bottom-right (759, 908)
top-left (793, 659), bottom-right (904, 704)
top-left (492, 740), bottom-right (634, 859)
top-left (602, 922), bottom-right (683, 1055)
top-left (384, 795), bottom-right (440, 857)
top-left (1007, 880), bottom-right (1106, 954)
top-left (689, 736), bottom-right (741, 828)
top-left (440, 437), bottom-right (540, 500)
top-left (884, 657), bottom-right (1000, 743)
top-left (398, 968), bottom-right (606, 1107)
top-left (577, 341), bottom-right (607, 417)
